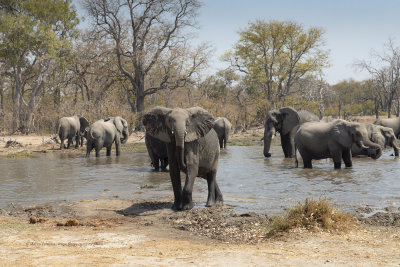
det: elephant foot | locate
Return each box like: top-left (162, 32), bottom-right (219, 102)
top-left (344, 162), bottom-right (352, 168)
top-left (264, 153), bottom-right (271, 158)
top-left (182, 202), bottom-right (194, 211)
top-left (171, 202), bottom-right (181, 211)
top-left (334, 162), bottom-right (342, 169)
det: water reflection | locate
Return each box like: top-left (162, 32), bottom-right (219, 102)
top-left (0, 145), bottom-right (399, 214)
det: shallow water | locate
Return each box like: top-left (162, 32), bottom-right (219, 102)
top-left (1, 145), bottom-right (399, 214)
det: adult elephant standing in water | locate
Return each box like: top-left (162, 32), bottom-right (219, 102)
top-left (86, 116), bottom-right (129, 157)
top-left (263, 107), bottom-right (319, 158)
top-left (213, 117), bottom-right (232, 148)
top-left (295, 120), bottom-right (382, 169)
top-left (58, 116), bottom-right (89, 149)
top-left (374, 117), bottom-right (400, 138)
top-left (143, 106), bottom-right (223, 211)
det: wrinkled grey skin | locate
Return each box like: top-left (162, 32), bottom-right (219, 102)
top-left (213, 117), bottom-right (232, 148)
top-left (352, 124), bottom-right (399, 157)
top-left (86, 116), bottom-right (129, 157)
top-left (295, 120), bottom-right (382, 169)
top-left (264, 107), bottom-right (319, 158)
top-left (374, 117), bottom-right (400, 138)
top-left (57, 116), bottom-right (89, 150)
top-left (145, 132), bottom-right (168, 171)
top-left (143, 106), bottom-right (223, 211)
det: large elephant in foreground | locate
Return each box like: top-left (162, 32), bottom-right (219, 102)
top-left (263, 107), bottom-right (319, 158)
top-left (145, 132), bottom-right (168, 171)
top-left (86, 116), bottom-right (129, 157)
top-left (143, 106), bottom-right (223, 211)
top-left (213, 117), bottom-right (232, 149)
top-left (57, 116), bottom-right (89, 149)
top-left (374, 117), bottom-right (400, 138)
top-left (295, 120), bottom-right (382, 169)
top-left (352, 124), bottom-right (399, 157)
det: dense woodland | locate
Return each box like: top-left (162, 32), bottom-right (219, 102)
top-left (1, 0), bottom-right (400, 134)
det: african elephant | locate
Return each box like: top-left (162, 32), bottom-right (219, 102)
top-left (213, 117), bottom-right (232, 148)
top-left (143, 106), bottom-right (223, 211)
top-left (57, 116), bottom-right (89, 150)
top-left (374, 117), bottom-right (400, 138)
top-left (263, 107), bottom-right (319, 158)
top-left (86, 116), bottom-right (129, 157)
top-left (145, 132), bottom-right (168, 171)
top-left (295, 120), bottom-right (382, 169)
top-left (352, 124), bottom-right (399, 157)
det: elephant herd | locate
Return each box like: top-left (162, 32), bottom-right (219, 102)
top-left (57, 115), bottom-right (129, 157)
top-left (263, 107), bottom-right (399, 169)
top-left (57, 106), bottom-right (399, 211)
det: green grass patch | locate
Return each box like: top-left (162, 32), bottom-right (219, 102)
top-left (121, 142), bottom-right (148, 153)
top-left (266, 199), bottom-right (356, 236)
top-left (6, 150), bottom-right (36, 158)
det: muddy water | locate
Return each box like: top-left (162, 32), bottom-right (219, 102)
top-left (1, 146), bottom-right (399, 214)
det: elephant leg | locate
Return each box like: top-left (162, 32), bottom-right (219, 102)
top-left (281, 134), bottom-right (293, 158)
top-left (182, 169), bottom-right (196, 210)
top-left (342, 149), bottom-right (352, 168)
top-left (303, 160), bottom-right (313, 169)
top-left (219, 138), bottom-right (223, 149)
top-left (106, 146), bottom-right (111, 156)
top-left (205, 169), bottom-right (223, 207)
top-left (67, 138), bottom-right (72, 149)
top-left (160, 158), bottom-right (167, 171)
top-left (60, 138), bottom-right (64, 150)
top-left (331, 149), bottom-right (342, 169)
top-left (95, 147), bottom-right (101, 157)
top-left (75, 135), bottom-right (79, 148)
top-left (153, 157), bottom-right (160, 171)
top-left (115, 140), bottom-right (121, 156)
top-left (86, 141), bottom-right (92, 157)
top-left (167, 145), bottom-right (182, 210)
top-left (223, 137), bottom-right (227, 148)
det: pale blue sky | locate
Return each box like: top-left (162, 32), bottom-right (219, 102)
top-left (75, 0), bottom-right (400, 84)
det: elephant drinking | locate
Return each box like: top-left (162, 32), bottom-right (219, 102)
top-left (295, 120), bottom-right (382, 169)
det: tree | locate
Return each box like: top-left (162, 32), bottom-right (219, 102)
top-left (223, 20), bottom-right (330, 107)
top-left (0, 0), bottom-right (79, 133)
top-left (83, 0), bottom-right (208, 129)
top-left (355, 39), bottom-right (400, 118)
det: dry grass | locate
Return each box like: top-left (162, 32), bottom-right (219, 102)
top-left (267, 199), bottom-right (357, 236)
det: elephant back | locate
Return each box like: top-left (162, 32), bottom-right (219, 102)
top-left (298, 110), bottom-right (320, 124)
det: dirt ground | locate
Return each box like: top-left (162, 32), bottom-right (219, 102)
top-left (1, 129), bottom-right (400, 266)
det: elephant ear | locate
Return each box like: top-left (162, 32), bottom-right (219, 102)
top-left (185, 107), bottom-right (214, 142)
top-left (279, 107), bottom-right (300, 135)
top-left (143, 107), bottom-right (172, 143)
top-left (113, 116), bottom-right (124, 134)
top-left (79, 117), bottom-right (90, 133)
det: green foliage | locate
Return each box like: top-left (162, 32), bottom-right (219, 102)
top-left (224, 20), bottom-right (330, 106)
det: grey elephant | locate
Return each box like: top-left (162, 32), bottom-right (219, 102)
top-left (295, 120), bottom-right (382, 169)
top-left (86, 116), bottom-right (129, 157)
top-left (145, 132), bottom-right (168, 171)
top-left (143, 106), bottom-right (223, 211)
top-left (213, 117), bottom-right (232, 148)
top-left (352, 124), bottom-right (399, 157)
top-left (374, 117), bottom-right (400, 138)
top-left (57, 116), bottom-right (89, 150)
top-left (264, 107), bottom-right (319, 158)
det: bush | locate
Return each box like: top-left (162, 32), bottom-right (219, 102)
top-left (267, 198), bottom-right (356, 236)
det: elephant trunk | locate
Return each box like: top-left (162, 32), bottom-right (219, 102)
top-left (120, 129), bottom-right (128, 144)
top-left (362, 139), bottom-right (382, 159)
top-left (175, 128), bottom-right (187, 172)
top-left (263, 125), bottom-right (275, 158)
top-left (391, 138), bottom-right (399, 156)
